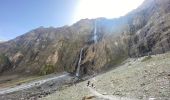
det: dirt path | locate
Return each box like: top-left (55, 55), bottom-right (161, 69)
top-left (88, 86), bottom-right (136, 100)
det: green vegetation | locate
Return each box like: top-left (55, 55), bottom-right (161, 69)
top-left (0, 54), bottom-right (11, 72)
top-left (105, 45), bottom-right (128, 67)
top-left (111, 55), bottom-right (128, 65)
top-left (0, 54), bottom-right (9, 64)
top-left (141, 55), bottom-right (152, 62)
top-left (40, 64), bottom-right (55, 75)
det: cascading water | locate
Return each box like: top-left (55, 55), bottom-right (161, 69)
top-left (76, 48), bottom-right (83, 77)
top-left (93, 21), bottom-right (98, 43)
top-left (75, 21), bottom-right (98, 77)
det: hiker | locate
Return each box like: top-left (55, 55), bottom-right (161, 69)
top-left (91, 83), bottom-right (95, 88)
top-left (91, 83), bottom-right (94, 87)
top-left (87, 81), bottom-right (90, 87)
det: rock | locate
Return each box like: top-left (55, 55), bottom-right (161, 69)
top-left (140, 83), bottom-right (145, 86)
top-left (138, 96), bottom-right (143, 99)
top-left (149, 97), bottom-right (156, 100)
top-left (46, 50), bottom-right (58, 65)
top-left (12, 52), bottom-right (24, 68)
top-left (82, 96), bottom-right (96, 100)
top-left (20, 98), bottom-right (24, 100)
top-left (129, 0), bottom-right (170, 57)
top-left (49, 82), bottom-right (55, 87)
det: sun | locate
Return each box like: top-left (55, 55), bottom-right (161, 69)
top-left (73, 0), bottom-right (144, 22)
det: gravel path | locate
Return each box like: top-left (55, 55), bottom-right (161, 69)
top-left (88, 87), bottom-right (136, 100)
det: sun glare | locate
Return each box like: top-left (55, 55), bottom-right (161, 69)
top-left (73, 0), bottom-right (144, 22)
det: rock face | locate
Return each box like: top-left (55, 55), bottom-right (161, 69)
top-left (0, 0), bottom-right (170, 76)
top-left (0, 18), bottom-right (128, 76)
top-left (128, 0), bottom-right (170, 56)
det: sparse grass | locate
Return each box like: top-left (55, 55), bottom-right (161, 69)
top-left (14, 76), bottom-right (42, 84)
top-left (0, 76), bottom-right (42, 88)
top-left (105, 46), bottom-right (128, 67)
top-left (40, 64), bottom-right (55, 75)
top-left (141, 55), bottom-right (152, 62)
top-left (0, 54), bottom-right (10, 65)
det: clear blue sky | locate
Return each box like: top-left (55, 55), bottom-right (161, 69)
top-left (0, 0), bottom-right (78, 40)
top-left (0, 0), bottom-right (144, 41)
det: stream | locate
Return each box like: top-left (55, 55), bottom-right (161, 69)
top-left (0, 72), bottom-right (75, 100)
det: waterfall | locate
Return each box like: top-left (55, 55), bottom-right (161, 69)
top-left (76, 48), bottom-right (83, 77)
top-left (93, 21), bottom-right (97, 43)
top-left (75, 20), bottom-right (97, 77)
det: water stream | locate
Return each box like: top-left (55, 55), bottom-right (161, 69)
top-left (0, 73), bottom-right (69, 95)
top-left (76, 48), bottom-right (83, 77)
top-left (93, 20), bottom-right (98, 43)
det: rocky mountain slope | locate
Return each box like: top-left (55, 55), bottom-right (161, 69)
top-left (42, 52), bottom-right (170, 100)
top-left (0, 0), bottom-right (170, 77)
top-left (128, 0), bottom-right (170, 57)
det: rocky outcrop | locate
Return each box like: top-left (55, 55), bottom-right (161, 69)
top-left (46, 50), bottom-right (58, 65)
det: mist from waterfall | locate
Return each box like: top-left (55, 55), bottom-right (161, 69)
top-left (76, 48), bottom-right (83, 77)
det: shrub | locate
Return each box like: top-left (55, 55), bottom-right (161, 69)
top-left (0, 54), bottom-right (11, 72)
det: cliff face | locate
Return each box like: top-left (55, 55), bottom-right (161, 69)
top-left (128, 0), bottom-right (170, 56)
top-left (0, 19), bottom-right (95, 75)
top-left (0, 18), bottom-right (128, 76)
top-left (0, 0), bottom-right (170, 76)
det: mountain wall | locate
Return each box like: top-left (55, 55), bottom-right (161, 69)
top-left (0, 0), bottom-right (170, 76)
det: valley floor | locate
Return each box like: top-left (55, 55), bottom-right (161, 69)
top-left (42, 52), bottom-right (170, 100)
top-left (0, 52), bottom-right (170, 100)
top-left (0, 72), bottom-right (75, 100)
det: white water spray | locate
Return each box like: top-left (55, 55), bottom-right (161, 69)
top-left (76, 48), bottom-right (83, 77)
top-left (93, 21), bottom-right (98, 43)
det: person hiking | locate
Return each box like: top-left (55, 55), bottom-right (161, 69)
top-left (87, 81), bottom-right (90, 87)
top-left (91, 83), bottom-right (94, 87)
top-left (91, 83), bottom-right (95, 88)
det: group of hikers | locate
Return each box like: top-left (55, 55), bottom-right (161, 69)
top-left (87, 81), bottom-right (95, 88)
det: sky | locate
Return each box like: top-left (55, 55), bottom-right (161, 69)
top-left (0, 0), bottom-right (144, 41)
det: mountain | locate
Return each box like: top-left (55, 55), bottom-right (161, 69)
top-left (0, 0), bottom-right (170, 77)
top-left (0, 40), bottom-right (5, 43)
